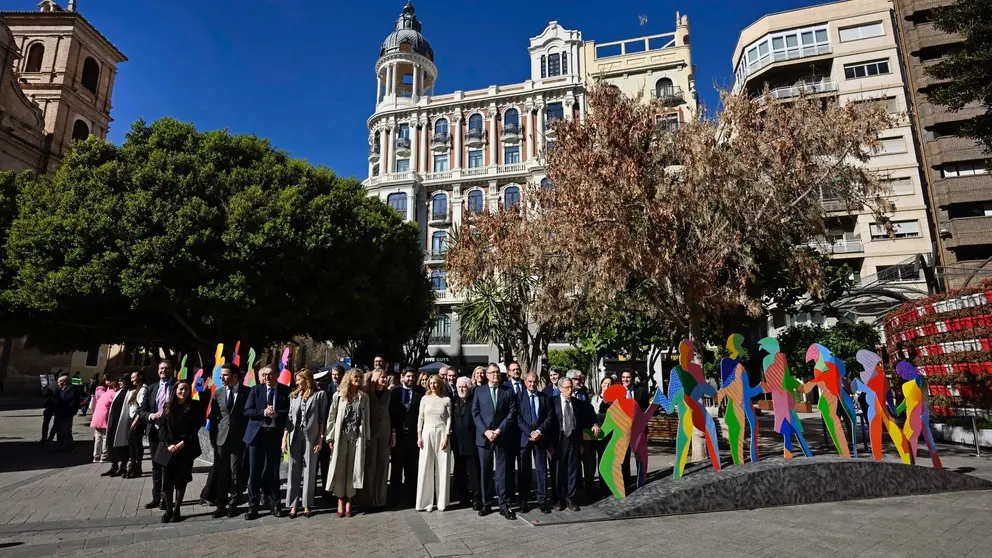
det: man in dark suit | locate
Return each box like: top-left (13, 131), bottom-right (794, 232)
top-left (567, 369), bottom-right (599, 500)
top-left (243, 366), bottom-right (290, 519)
top-left (52, 374), bottom-right (79, 452)
top-left (552, 377), bottom-right (600, 512)
top-left (619, 370), bottom-right (650, 483)
top-left (389, 367), bottom-right (423, 508)
top-left (473, 363), bottom-right (518, 520)
top-left (139, 360), bottom-right (174, 510)
top-left (517, 372), bottom-right (555, 514)
top-left (208, 363), bottom-right (249, 518)
top-left (451, 376), bottom-right (480, 510)
top-left (502, 362), bottom-right (525, 505)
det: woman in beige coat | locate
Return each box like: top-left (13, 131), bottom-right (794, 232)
top-left (364, 368), bottom-right (393, 511)
top-left (325, 368), bottom-right (370, 517)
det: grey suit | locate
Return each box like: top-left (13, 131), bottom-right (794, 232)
top-left (208, 384), bottom-right (248, 510)
top-left (285, 390), bottom-right (328, 509)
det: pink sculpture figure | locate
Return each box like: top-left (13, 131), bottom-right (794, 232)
top-left (716, 334), bottom-right (764, 465)
top-left (759, 338), bottom-right (811, 459)
top-left (277, 347), bottom-right (292, 386)
top-left (894, 361), bottom-right (942, 469)
top-left (855, 350), bottom-right (911, 463)
top-left (804, 344), bottom-right (854, 458)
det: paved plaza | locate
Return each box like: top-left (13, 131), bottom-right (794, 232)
top-left (1, 401), bottom-right (991, 557)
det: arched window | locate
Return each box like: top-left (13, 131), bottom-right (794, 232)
top-left (431, 231), bottom-right (447, 256)
top-left (503, 108), bottom-right (519, 128)
top-left (467, 189), bottom-right (484, 214)
top-left (655, 77), bottom-right (674, 98)
top-left (25, 43), bottom-right (44, 72)
top-left (81, 57), bottom-right (100, 94)
top-left (431, 269), bottom-right (447, 291)
top-left (561, 52), bottom-right (568, 74)
top-left (468, 113), bottom-right (483, 130)
top-left (71, 120), bottom-right (90, 141)
top-left (432, 193), bottom-right (448, 219)
top-left (540, 178), bottom-right (554, 191)
top-left (434, 118), bottom-right (449, 137)
top-left (548, 52), bottom-right (562, 77)
top-left (387, 193), bottom-right (407, 215)
top-left (504, 186), bottom-right (521, 209)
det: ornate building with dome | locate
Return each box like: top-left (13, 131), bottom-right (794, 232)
top-left (364, 3), bottom-right (696, 369)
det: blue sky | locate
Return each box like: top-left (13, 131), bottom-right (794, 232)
top-left (63, 0), bottom-right (822, 179)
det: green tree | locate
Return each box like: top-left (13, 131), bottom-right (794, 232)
top-left (924, 0), bottom-right (992, 153)
top-left (548, 347), bottom-right (593, 373)
top-left (2, 118), bottom-right (432, 359)
top-left (777, 321), bottom-right (882, 380)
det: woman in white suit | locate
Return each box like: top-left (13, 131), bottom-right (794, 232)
top-left (325, 368), bottom-right (370, 517)
top-left (415, 374), bottom-right (452, 512)
top-left (283, 368), bottom-right (328, 518)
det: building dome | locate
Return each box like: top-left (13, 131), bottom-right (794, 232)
top-left (379, 2), bottom-right (433, 61)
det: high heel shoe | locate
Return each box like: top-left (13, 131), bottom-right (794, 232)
top-left (303, 509), bottom-right (313, 518)
top-left (336, 511), bottom-right (344, 518)
top-left (288, 509), bottom-right (298, 519)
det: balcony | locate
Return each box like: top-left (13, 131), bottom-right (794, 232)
top-left (809, 233), bottom-right (864, 255)
top-left (363, 171), bottom-right (418, 187)
top-left (501, 123), bottom-right (522, 144)
top-left (758, 79), bottom-right (839, 105)
top-left (425, 248), bottom-right (447, 262)
top-left (394, 137), bottom-right (411, 157)
top-left (428, 332), bottom-right (451, 345)
top-left (497, 163), bottom-right (527, 175)
top-left (819, 197), bottom-right (851, 212)
top-left (430, 133), bottom-right (450, 152)
top-left (944, 216), bottom-right (992, 248)
top-left (368, 145), bottom-right (381, 163)
top-left (435, 289), bottom-right (463, 302)
top-left (428, 209), bottom-right (451, 226)
top-left (651, 86), bottom-right (684, 106)
top-left (465, 128), bottom-right (486, 148)
top-left (734, 44), bottom-right (833, 91)
top-left (656, 119), bottom-right (679, 134)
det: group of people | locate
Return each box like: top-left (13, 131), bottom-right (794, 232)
top-left (77, 356), bottom-right (650, 523)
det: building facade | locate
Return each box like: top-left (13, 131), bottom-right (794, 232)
top-left (0, 0), bottom-right (126, 395)
top-left (364, 3), bottom-right (695, 370)
top-left (893, 0), bottom-right (992, 287)
top-left (733, 0), bottom-right (934, 318)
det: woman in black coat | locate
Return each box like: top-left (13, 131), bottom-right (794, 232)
top-left (157, 380), bottom-right (204, 523)
top-left (102, 375), bottom-right (133, 477)
top-left (450, 377), bottom-right (480, 510)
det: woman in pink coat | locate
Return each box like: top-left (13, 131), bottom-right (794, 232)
top-left (89, 375), bottom-right (116, 463)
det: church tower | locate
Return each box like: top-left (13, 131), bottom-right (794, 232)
top-left (2, 0), bottom-right (127, 168)
top-left (374, 2), bottom-right (436, 111)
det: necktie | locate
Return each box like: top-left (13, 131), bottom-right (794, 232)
top-left (530, 393), bottom-right (537, 419)
top-left (491, 386), bottom-right (497, 407)
top-left (514, 382), bottom-right (520, 395)
top-left (628, 389), bottom-right (634, 400)
top-left (563, 400), bottom-right (574, 437)
top-left (267, 387), bottom-right (274, 406)
top-left (227, 388), bottom-right (234, 410)
top-left (404, 388), bottom-right (411, 407)
top-left (156, 382), bottom-right (167, 411)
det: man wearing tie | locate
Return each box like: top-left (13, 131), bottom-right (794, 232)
top-left (552, 378), bottom-right (600, 511)
top-left (243, 366), bottom-right (290, 519)
top-left (389, 368), bottom-right (423, 508)
top-left (473, 363), bottom-right (518, 520)
top-left (139, 361), bottom-right (174, 510)
top-left (567, 369), bottom-right (598, 500)
top-left (517, 372), bottom-right (554, 514)
top-left (208, 363), bottom-right (248, 518)
top-left (503, 362), bottom-right (525, 505)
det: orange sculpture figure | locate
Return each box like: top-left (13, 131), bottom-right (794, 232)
top-left (803, 344), bottom-right (851, 458)
top-left (854, 350), bottom-right (910, 463)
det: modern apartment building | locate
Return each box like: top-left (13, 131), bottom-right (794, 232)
top-left (893, 0), bottom-right (992, 287)
top-left (733, 0), bottom-right (934, 325)
top-left (364, 3), bottom-right (695, 368)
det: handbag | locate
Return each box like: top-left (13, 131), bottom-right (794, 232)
top-left (153, 439), bottom-right (174, 467)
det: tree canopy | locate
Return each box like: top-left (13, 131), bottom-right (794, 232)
top-left (1, 118), bottom-right (432, 359)
top-left (925, 0), bottom-right (992, 153)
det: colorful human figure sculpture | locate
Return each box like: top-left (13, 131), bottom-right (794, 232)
top-left (758, 338), bottom-right (812, 459)
top-left (654, 339), bottom-right (721, 479)
top-left (243, 347), bottom-right (257, 387)
top-left (629, 397), bottom-right (659, 488)
top-left (278, 347), bottom-right (292, 386)
top-left (894, 361), bottom-right (943, 469)
top-left (716, 334), bottom-right (764, 465)
top-left (854, 350), bottom-right (911, 463)
top-left (804, 344), bottom-right (856, 458)
top-left (594, 384), bottom-right (635, 499)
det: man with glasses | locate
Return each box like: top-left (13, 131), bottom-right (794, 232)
top-left (473, 363), bottom-right (518, 520)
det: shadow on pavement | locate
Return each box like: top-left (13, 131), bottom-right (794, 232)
top-left (0, 439), bottom-right (93, 473)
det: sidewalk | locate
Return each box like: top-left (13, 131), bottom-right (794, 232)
top-left (1, 404), bottom-right (990, 557)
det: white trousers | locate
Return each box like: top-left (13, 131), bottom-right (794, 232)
top-left (92, 428), bottom-right (107, 459)
top-left (415, 425), bottom-right (452, 511)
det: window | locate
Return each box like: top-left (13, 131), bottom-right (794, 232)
top-left (504, 186), bottom-right (521, 209)
top-left (876, 264), bottom-right (920, 282)
top-left (399, 73), bottom-right (413, 98)
top-left (546, 102), bottom-right (564, 124)
top-left (656, 115), bottom-right (679, 133)
top-left (432, 194), bottom-right (448, 219)
top-left (431, 270), bottom-right (447, 291)
top-left (395, 159), bottom-right (410, 172)
top-left (877, 136), bottom-right (906, 154)
top-left (655, 77), bottom-right (674, 98)
top-left (541, 55), bottom-right (546, 79)
top-left (548, 53), bottom-right (561, 77)
top-left (81, 56), bottom-right (100, 94)
top-left (504, 146), bottom-right (520, 164)
top-left (25, 43), bottom-right (44, 72)
top-left (940, 161), bottom-right (989, 178)
top-left (854, 96), bottom-right (898, 114)
top-left (433, 153), bottom-right (449, 172)
top-left (468, 150), bottom-right (483, 168)
top-left (540, 178), bottom-right (554, 191)
top-left (503, 108), bottom-right (519, 128)
top-left (468, 113), bottom-right (483, 130)
top-left (870, 220), bottom-right (921, 239)
top-left (71, 120), bottom-right (90, 141)
top-left (844, 59), bottom-right (890, 79)
top-left (430, 314), bottom-right (451, 343)
top-left (883, 177), bottom-right (914, 195)
top-left (431, 231), bottom-right (447, 255)
top-left (398, 123), bottom-right (410, 139)
top-left (387, 193), bottom-right (407, 215)
top-left (561, 52), bottom-right (568, 73)
top-left (372, 163), bottom-right (380, 177)
top-left (434, 118), bottom-right (449, 137)
top-left (948, 202), bottom-right (992, 219)
top-left (839, 21), bottom-right (884, 42)
top-left (85, 347), bottom-right (100, 367)
top-left (740, 24), bottom-right (829, 75)
top-left (467, 190), bottom-right (484, 213)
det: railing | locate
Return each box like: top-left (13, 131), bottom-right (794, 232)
top-left (758, 79), bottom-right (840, 104)
top-left (368, 145), bottom-right (381, 160)
top-left (734, 44), bottom-right (833, 92)
top-left (820, 197), bottom-right (846, 212)
top-left (428, 333), bottom-right (450, 345)
top-left (430, 133), bottom-right (450, 149)
top-left (465, 128), bottom-right (487, 144)
top-left (651, 86), bottom-right (684, 105)
top-left (498, 163), bottom-right (526, 174)
top-left (809, 233), bottom-right (864, 254)
top-left (394, 137), bottom-right (411, 151)
top-left (428, 209), bottom-right (450, 223)
top-left (426, 248), bottom-right (447, 260)
top-left (501, 123), bottom-right (522, 137)
top-left (366, 164), bottom-right (540, 187)
top-left (656, 120), bottom-right (679, 134)
top-left (422, 170), bottom-right (453, 181)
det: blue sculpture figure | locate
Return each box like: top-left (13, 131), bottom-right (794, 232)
top-left (716, 334), bottom-right (765, 465)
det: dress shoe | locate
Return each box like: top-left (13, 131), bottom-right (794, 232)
top-left (478, 505), bottom-right (492, 517)
top-left (518, 501), bottom-right (529, 513)
top-left (211, 508), bottom-right (227, 519)
top-left (159, 501), bottom-right (167, 511)
top-left (100, 467), bottom-right (117, 477)
top-left (271, 504), bottom-right (282, 517)
top-left (161, 506), bottom-right (173, 524)
top-left (172, 506), bottom-right (183, 522)
top-left (245, 507), bottom-right (260, 520)
top-left (227, 506), bottom-right (239, 519)
top-left (144, 500), bottom-right (160, 510)
top-left (471, 500), bottom-right (482, 512)
top-left (500, 505), bottom-right (516, 520)
top-left (566, 499), bottom-right (580, 512)
top-left (540, 502), bottom-right (552, 514)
